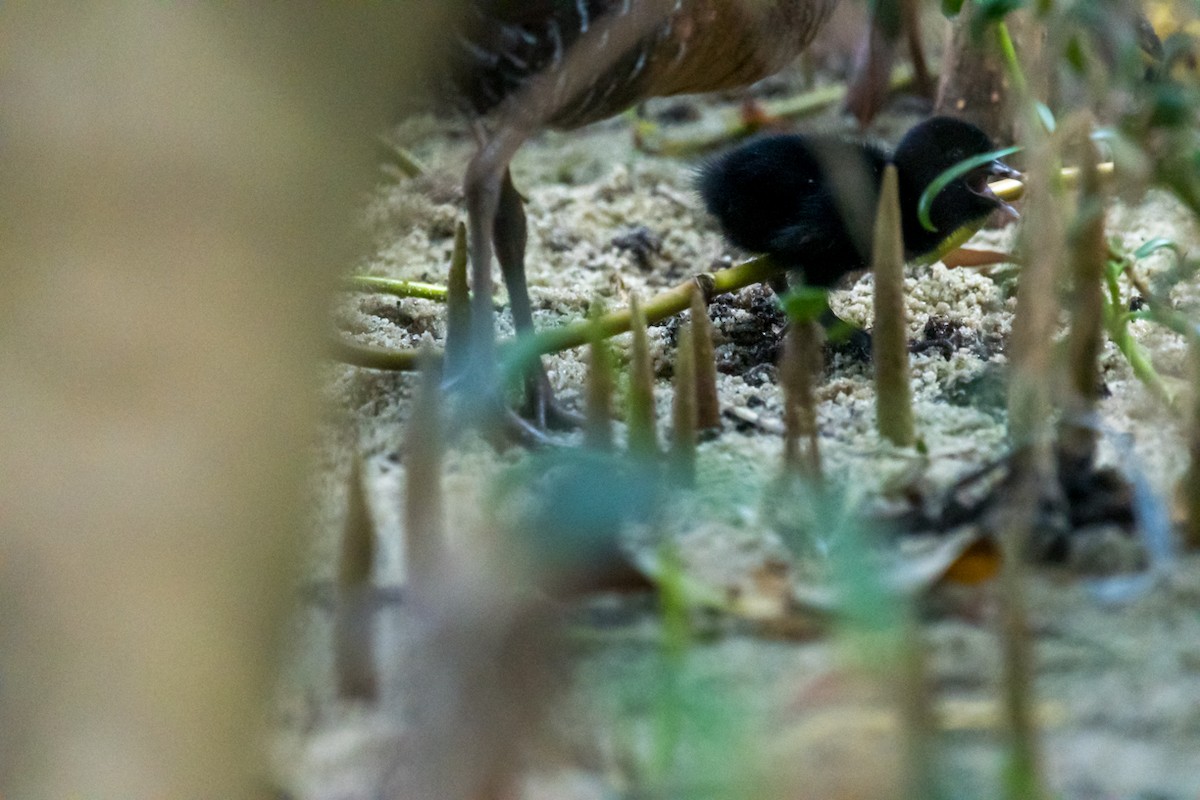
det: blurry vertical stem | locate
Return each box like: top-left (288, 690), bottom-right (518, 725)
top-left (671, 322), bottom-right (698, 487)
top-left (997, 463), bottom-right (1048, 800)
top-left (652, 542), bottom-right (691, 781)
top-left (443, 221), bottom-right (471, 376)
top-left (1184, 332), bottom-right (1200, 550)
top-left (1007, 139), bottom-right (1063, 450)
top-left (627, 295), bottom-right (659, 461)
top-left (405, 347), bottom-right (444, 600)
top-left (1059, 130), bottom-right (1106, 471)
top-left (689, 284), bottom-right (721, 432)
top-left (585, 298), bottom-right (615, 451)
top-left (1000, 129), bottom-right (1061, 800)
top-left (781, 320), bottom-right (822, 477)
top-left (336, 457), bottom-right (378, 702)
top-left (872, 165), bottom-right (915, 447)
top-left (897, 611), bottom-right (941, 800)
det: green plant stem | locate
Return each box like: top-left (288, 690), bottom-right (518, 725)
top-left (626, 295), bottom-right (659, 461)
top-left (873, 165), bottom-right (916, 447)
top-left (334, 255), bottom-right (784, 371)
top-left (994, 22), bottom-right (1028, 98)
top-left (346, 274), bottom-right (505, 309)
top-left (1103, 257), bottom-right (1178, 410)
top-left (377, 138), bottom-right (425, 178)
top-left (346, 275), bottom-right (450, 302)
top-left (1106, 310), bottom-right (1176, 409)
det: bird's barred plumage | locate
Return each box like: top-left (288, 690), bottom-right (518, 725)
top-left (444, 0), bottom-right (838, 128)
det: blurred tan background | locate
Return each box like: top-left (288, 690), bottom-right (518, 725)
top-left (0, 5), bottom-right (445, 797)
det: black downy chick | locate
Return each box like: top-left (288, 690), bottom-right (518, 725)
top-left (699, 116), bottom-right (1020, 290)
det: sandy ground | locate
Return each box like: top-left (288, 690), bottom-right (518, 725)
top-left (274, 61), bottom-right (1200, 800)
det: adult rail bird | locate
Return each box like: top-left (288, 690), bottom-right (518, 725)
top-left (437, 0), bottom-right (840, 437)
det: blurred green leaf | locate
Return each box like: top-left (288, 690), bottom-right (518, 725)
top-left (491, 449), bottom-right (661, 578)
top-left (976, 0), bottom-right (1024, 23)
top-left (1034, 101), bottom-right (1057, 133)
top-left (1064, 35), bottom-right (1087, 73)
top-left (1132, 236), bottom-right (1179, 261)
top-left (1149, 84), bottom-right (1192, 128)
top-left (779, 285), bottom-right (829, 323)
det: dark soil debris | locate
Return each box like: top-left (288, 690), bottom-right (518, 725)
top-left (708, 285), bottom-right (786, 375)
top-left (910, 316), bottom-right (978, 359)
top-left (611, 225), bottom-right (663, 271)
top-left (361, 299), bottom-right (419, 329)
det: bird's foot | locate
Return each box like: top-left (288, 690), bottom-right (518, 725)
top-left (519, 365), bottom-right (584, 432)
top-left (441, 358), bottom-right (581, 449)
top-left (819, 308), bottom-right (872, 362)
top-left (440, 377), bottom-right (558, 449)
top-left (824, 325), bottom-right (872, 362)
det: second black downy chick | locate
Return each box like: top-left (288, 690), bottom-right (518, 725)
top-left (699, 116), bottom-right (1020, 289)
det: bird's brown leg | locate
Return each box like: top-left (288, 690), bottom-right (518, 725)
top-left (453, 140), bottom-right (559, 448)
top-left (844, 6), bottom-right (901, 128)
top-left (901, 0), bottom-right (934, 98)
top-left (494, 169), bottom-right (583, 431)
top-left (462, 151), bottom-right (503, 393)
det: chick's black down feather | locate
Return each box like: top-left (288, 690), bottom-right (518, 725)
top-left (699, 116), bottom-right (1013, 288)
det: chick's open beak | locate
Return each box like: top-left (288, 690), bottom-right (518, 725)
top-left (989, 159), bottom-right (1023, 182)
top-left (970, 159), bottom-right (1022, 220)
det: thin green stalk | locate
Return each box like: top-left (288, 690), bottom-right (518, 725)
top-left (1101, 258), bottom-right (1176, 410)
top-left (872, 164), bottom-right (915, 447)
top-left (347, 275), bottom-right (450, 302)
top-left (377, 137), bottom-right (426, 178)
top-left (781, 320), bottom-right (822, 478)
top-left (670, 322), bottom-right (697, 488)
top-left (689, 285), bottom-right (721, 431)
top-left (1104, 307), bottom-right (1176, 409)
top-left (994, 21), bottom-right (1029, 98)
top-left (333, 252), bottom-right (783, 371)
top-left (346, 274), bottom-right (505, 308)
top-left (626, 295), bottom-right (659, 461)
top-left (585, 298), bottom-right (615, 451)
top-left (443, 221), bottom-right (471, 376)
